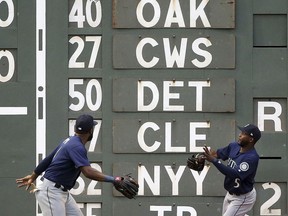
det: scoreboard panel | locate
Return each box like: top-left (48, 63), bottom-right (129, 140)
top-left (0, 0), bottom-right (287, 215)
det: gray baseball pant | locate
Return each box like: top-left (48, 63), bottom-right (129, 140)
top-left (35, 178), bottom-right (83, 216)
top-left (222, 188), bottom-right (256, 216)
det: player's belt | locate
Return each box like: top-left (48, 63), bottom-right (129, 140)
top-left (228, 189), bottom-right (253, 196)
top-left (228, 191), bottom-right (241, 196)
top-left (40, 177), bottom-right (68, 192)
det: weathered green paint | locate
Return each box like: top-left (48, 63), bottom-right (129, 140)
top-left (0, 0), bottom-right (287, 215)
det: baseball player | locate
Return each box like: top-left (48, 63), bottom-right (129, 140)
top-left (16, 114), bottom-right (138, 216)
top-left (203, 124), bottom-right (261, 216)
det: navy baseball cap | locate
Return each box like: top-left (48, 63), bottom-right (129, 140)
top-left (75, 114), bottom-right (97, 133)
top-left (238, 124), bottom-right (261, 142)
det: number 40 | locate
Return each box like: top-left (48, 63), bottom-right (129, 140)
top-left (69, 0), bottom-right (102, 28)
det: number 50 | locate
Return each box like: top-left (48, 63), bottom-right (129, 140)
top-left (69, 79), bottom-right (102, 111)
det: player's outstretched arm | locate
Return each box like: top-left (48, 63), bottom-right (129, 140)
top-left (80, 165), bottom-right (139, 199)
top-left (80, 165), bottom-right (114, 182)
top-left (16, 172), bottom-right (39, 190)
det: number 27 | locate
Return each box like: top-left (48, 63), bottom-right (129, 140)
top-left (69, 36), bottom-right (101, 69)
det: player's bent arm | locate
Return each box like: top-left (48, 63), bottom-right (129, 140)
top-left (80, 166), bottom-right (115, 183)
top-left (212, 159), bottom-right (239, 178)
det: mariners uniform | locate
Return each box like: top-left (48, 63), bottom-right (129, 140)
top-left (34, 135), bottom-right (90, 216)
top-left (213, 142), bottom-right (259, 216)
top-left (204, 124), bottom-right (261, 216)
top-left (16, 114), bottom-right (137, 216)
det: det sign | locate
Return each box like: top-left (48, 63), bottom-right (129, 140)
top-left (113, 78), bottom-right (235, 112)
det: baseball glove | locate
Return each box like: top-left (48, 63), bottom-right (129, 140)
top-left (187, 153), bottom-right (205, 171)
top-left (113, 175), bottom-right (139, 199)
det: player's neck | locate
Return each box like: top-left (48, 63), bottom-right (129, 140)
top-left (240, 145), bottom-right (254, 153)
top-left (75, 133), bottom-right (89, 145)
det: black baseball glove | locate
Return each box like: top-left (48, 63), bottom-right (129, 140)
top-left (113, 175), bottom-right (139, 199)
top-left (187, 153), bottom-right (205, 171)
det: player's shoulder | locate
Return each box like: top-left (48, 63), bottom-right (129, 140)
top-left (243, 148), bottom-right (259, 163)
top-left (228, 141), bottom-right (240, 148)
top-left (62, 136), bottom-right (83, 148)
top-left (247, 148), bottom-right (259, 158)
top-left (65, 135), bottom-right (81, 142)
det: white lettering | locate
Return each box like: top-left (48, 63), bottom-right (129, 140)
top-left (71, 164), bottom-right (102, 196)
top-left (136, 37), bottom-right (159, 68)
top-left (136, 0), bottom-right (161, 28)
top-left (0, 50), bottom-right (15, 82)
top-left (0, 0), bottom-right (14, 27)
top-left (163, 81), bottom-right (184, 111)
top-left (163, 38), bottom-right (187, 68)
top-left (190, 0), bottom-right (211, 27)
top-left (77, 203), bottom-right (101, 216)
top-left (136, 37), bottom-right (213, 68)
top-left (69, 0), bottom-right (102, 28)
top-left (138, 121), bottom-right (210, 153)
top-left (137, 80), bottom-right (211, 112)
top-left (139, 165), bottom-right (208, 196)
top-left (138, 122), bottom-right (161, 152)
top-left (189, 122), bottom-right (209, 152)
top-left (165, 122), bottom-right (186, 152)
top-left (191, 38), bottom-right (212, 68)
top-left (138, 81), bottom-right (159, 111)
top-left (164, 0), bottom-right (185, 27)
top-left (150, 206), bottom-right (197, 216)
top-left (258, 101), bottom-right (283, 131)
top-left (87, 203), bottom-right (101, 216)
top-left (177, 206), bottom-right (197, 216)
top-left (165, 165), bottom-right (186, 195)
top-left (188, 81), bottom-right (210, 111)
top-left (138, 165), bottom-right (160, 195)
top-left (150, 206), bottom-right (172, 216)
top-left (136, 0), bottom-right (211, 28)
top-left (189, 166), bottom-right (209, 195)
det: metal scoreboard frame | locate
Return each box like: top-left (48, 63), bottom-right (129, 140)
top-left (0, 0), bottom-right (288, 216)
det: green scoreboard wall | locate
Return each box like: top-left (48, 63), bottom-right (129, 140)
top-left (0, 0), bottom-right (287, 215)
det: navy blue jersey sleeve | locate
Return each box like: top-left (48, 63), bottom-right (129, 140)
top-left (216, 143), bottom-right (232, 161)
top-left (212, 159), bottom-right (239, 178)
top-left (68, 145), bottom-right (90, 168)
top-left (34, 146), bottom-right (60, 175)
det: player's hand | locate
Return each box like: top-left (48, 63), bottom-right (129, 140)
top-left (203, 146), bottom-right (216, 162)
top-left (16, 175), bottom-right (34, 190)
top-left (16, 172), bottom-right (38, 191)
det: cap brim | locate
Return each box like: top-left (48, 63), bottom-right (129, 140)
top-left (93, 121), bottom-right (97, 126)
top-left (237, 126), bottom-right (245, 132)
